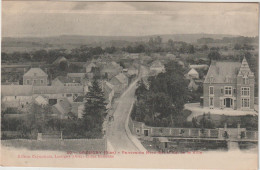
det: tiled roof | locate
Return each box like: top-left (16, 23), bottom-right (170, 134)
top-left (67, 73), bottom-right (86, 78)
top-left (103, 81), bottom-right (114, 94)
top-left (74, 96), bottom-right (84, 102)
top-left (113, 73), bottom-right (128, 84)
top-left (33, 86), bottom-right (84, 94)
top-left (54, 76), bottom-right (81, 84)
top-left (204, 61), bottom-right (241, 84)
top-left (23, 68), bottom-right (48, 77)
top-left (52, 98), bottom-right (71, 115)
top-left (1, 85), bottom-right (33, 96)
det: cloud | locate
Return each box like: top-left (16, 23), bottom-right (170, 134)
top-left (2, 1), bottom-right (259, 37)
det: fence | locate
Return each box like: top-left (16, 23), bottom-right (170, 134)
top-left (1, 138), bottom-right (107, 152)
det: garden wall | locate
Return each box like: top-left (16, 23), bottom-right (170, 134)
top-left (129, 118), bottom-right (258, 140)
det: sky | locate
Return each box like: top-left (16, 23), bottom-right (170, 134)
top-left (2, 1), bottom-right (259, 37)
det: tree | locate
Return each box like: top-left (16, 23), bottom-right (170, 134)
top-left (83, 78), bottom-right (107, 134)
top-left (59, 61), bottom-right (69, 71)
top-left (208, 51), bottom-right (221, 62)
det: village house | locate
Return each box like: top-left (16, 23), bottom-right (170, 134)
top-left (34, 95), bottom-right (48, 106)
top-left (127, 66), bottom-right (139, 76)
top-left (33, 85), bottom-right (84, 104)
top-left (101, 81), bottom-right (115, 109)
top-left (188, 78), bottom-right (199, 91)
top-left (51, 98), bottom-right (72, 119)
top-left (109, 73), bottom-right (128, 95)
top-left (23, 68), bottom-right (48, 86)
top-left (100, 62), bottom-right (123, 79)
top-left (83, 62), bottom-right (97, 73)
top-left (1, 85), bottom-right (33, 109)
top-left (187, 68), bottom-right (199, 79)
top-left (149, 60), bottom-right (165, 75)
top-left (203, 58), bottom-right (255, 111)
top-left (51, 76), bottom-right (81, 86)
top-left (67, 73), bottom-right (86, 80)
top-left (189, 64), bottom-right (209, 70)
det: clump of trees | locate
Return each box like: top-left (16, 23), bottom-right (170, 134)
top-left (131, 61), bottom-right (191, 127)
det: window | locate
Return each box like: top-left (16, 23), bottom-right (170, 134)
top-left (233, 88), bottom-right (236, 94)
top-left (209, 97), bottom-right (214, 106)
top-left (34, 73), bottom-right (37, 76)
top-left (26, 80), bottom-right (30, 85)
top-left (221, 88), bottom-right (223, 94)
top-left (40, 79), bottom-right (44, 84)
top-left (209, 86), bottom-right (214, 95)
top-left (224, 86), bottom-right (232, 95)
top-left (241, 87), bottom-right (250, 96)
top-left (66, 94), bottom-right (72, 97)
top-left (243, 77), bottom-right (248, 84)
top-left (33, 80), bottom-right (37, 84)
top-left (242, 98), bottom-right (250, 108)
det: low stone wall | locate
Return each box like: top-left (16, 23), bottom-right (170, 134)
top-left (129, 118), bottom-right (258, 140)
top-left (1, 138), bottom-right (107, 152)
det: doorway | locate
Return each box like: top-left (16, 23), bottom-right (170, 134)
top-left (144, 130), bottom-right (149, 136)
top-left (224, 98), bottom-right (232, 108)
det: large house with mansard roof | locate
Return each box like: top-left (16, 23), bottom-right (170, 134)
top-left (203, 57), bottom-right (255, 111)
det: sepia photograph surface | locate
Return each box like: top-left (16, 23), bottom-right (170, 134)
top-left (1, 1), bottom-right (259, 169)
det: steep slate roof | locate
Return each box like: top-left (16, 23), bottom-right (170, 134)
top-left (23, 68), bottom-right (48, 77)
top-left (33, 86), bottom-right (84, 94)
top-left (1, 85), bottom-right (33, 96)
top-left (204, 61), bottom-right (241, 84)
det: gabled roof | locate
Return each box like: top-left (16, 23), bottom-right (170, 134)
top-left (23, 68), bottom-right (48, 77)
top-left (150, 60), bottom-right (164, 68)
top-left (74, 96), bottom-right (84, 102)
top-left (52, 98), bottom-right (71, 115)
top-left (33, 86), bottom-right (84, 94)
top-left (2, 85), bottom-right (33, 96)
top-left (188, 68), bottom-right (199, 75)
top-left (204, 61), bottom-right (241, 84)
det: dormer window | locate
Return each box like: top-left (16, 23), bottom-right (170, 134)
top-left (34, 73), bottom-right (37, 76)
top-left (225, 76), bottom-right (231, 83)
top-left (243, 77), bottom-right (248, 84)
